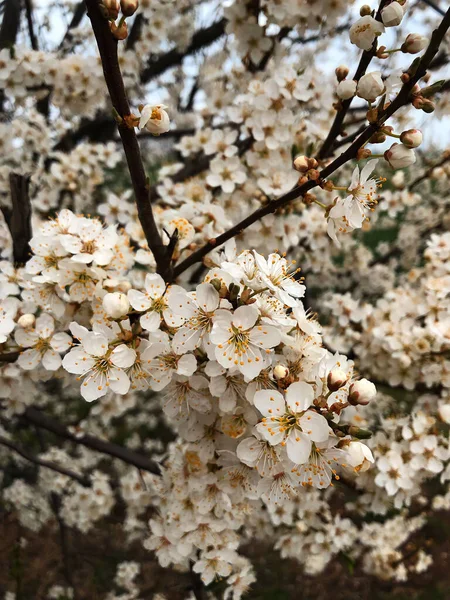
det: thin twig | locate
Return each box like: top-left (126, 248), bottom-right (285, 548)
top-left (172, 8), bottom-right (450, 280)
top-left (0, 434), bottom-right (90, 487)
top-left (24, 0), bottom-right (38, 50)
top-left (20, 406), bottom-right (160, 474)
top-left (421, 0), bottom-right (446, 17)
top-left (317, 0), bottom-right (389, 160)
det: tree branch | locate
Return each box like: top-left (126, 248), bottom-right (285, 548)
top-left (140, 18), bottom-right (226, 83)
top-left (172, 7), bottom-right (450, 280)
top-left (20, 406), bottom-right (160, 474)
top-left (1, 174), bottom-right (33, 265)
top-left (24, 0), bottom-right (38, 50)
top-left (317, 0), bottom-right (389, 160)
top-left (0, 434), bottom-right (91, 487)
top-left (85, 0), bottom-right (170, 277)
top-left (421, 0), bottom-right (446, 17)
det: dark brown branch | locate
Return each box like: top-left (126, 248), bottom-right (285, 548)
top-left (85, 0), bottom-right (170, 277)
top-left (0, 351), bottom-right (19, 363)
top-left (421, 0), bottom-right (446, 17)
top-left (172, 8), bottom-right (450, 280)
top-left (24, 0), bottom-right (38, 50)
top-left (0, 434), bottom-right (91, 487)
top-left (317, 0), bottom-right (389, 160)
top-left (141, 18), bottom-right (227, 83)
top-left (21, 406), bottom-right (160, 474)
top-left (1, 174), bottom-right (33, 265)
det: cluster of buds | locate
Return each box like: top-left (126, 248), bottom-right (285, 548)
top-left (102, 0), bottom-right (139, 40)
top-left (293, 155), bottom-right (319, 182)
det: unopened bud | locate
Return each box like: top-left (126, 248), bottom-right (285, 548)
top-left (348, 426), bottom-right (372, 439)
top-left (346, 441), bottom-right (374, 472)
top-left (402, 33), bottom-right (429, 54)
top-left (18, 313), bottom-right (35, 328)
top-left (421, 98), bottom-right (435, 113)
top-left (369, 131), bottom-right (386, 144)
top-left (356, 148), bottom-right (372, 160)
top-left (120, 0), bottom-right (139, 17)
top-left (110, 20), bottom-right (128, 40)
top-left (360, 4), bottom-right (372, 16)
top-left (103, 292), bottom-right (130, 318)
top-left (327, 368), bottom-right (348, 392)
top-left (293, 155), bottom-right (309, 173)
top-left (103, 0), bottom-right (120, 19)
top-left (273, 365), bottom-right (289, 380)
top-left (400, 128), bottom-right (422, 148)
top-left (381, 2), bottom-right (404, 27)
top-left (308, 169), bottom-right (320, 181)
top-left (210, 278), bottom-right (223, 292)
top-left (348, 378), bottom-right (377, 405)
top-left (335, 65), bottom-right (349, 82)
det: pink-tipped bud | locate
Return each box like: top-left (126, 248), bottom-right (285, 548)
top-left (402, 33), bottom-right (429, 54)
top-left (327, 368), bottom-right (348, 392)
top-left (384, 143), bottom-right (416, 169)
top-left (120, 0), bottom-right (139, 17)
top-left (348, 379), bottom-right (377, 406)
top-left (400, 129), bottom-right (423, 148)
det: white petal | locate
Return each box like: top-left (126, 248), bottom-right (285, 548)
top-left (298, 410), bottom-right (329, 443)
top-left (42, 349), bottom-right (62, 371)
top-left (109, 368), bottom-right (131, 395)
top-left (232, 305), bottom-right (259, 330)
top-left (254, 389), bottom-right (285, 417)
top-left (195, 283), bottom-right (219, 313)
top-left (285, 381), bottom-right (315, 413)
top-left (286, 429), bottom-right (311, 464)
top-left (111, 344), bottom-right (136, 368)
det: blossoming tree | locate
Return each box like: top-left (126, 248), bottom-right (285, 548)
top-left (1, 0), bottom-right (450, 597)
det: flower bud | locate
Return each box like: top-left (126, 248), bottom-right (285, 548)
top-left (336, 79), bottom-right (357, 100)
top-left (139, 104), bottom-right (170, 135)
top-left (360, 4), bottom-right (372, 16)
top-left (346, 441), bottom-right (374, 472)
top-left (335, 65), bottom-right (349, 82)
top-left (103, 292), bottom-right (130, 319)
top-left (439, 404), bottom-right (450, 424)
top-left (384, 143), bottom-right (416, 169)
top-left (120, 0), bottom-right (139, 17)
top-left (348, 378), bottom-right (377, 405)
top-left (273, 365), bottom-right (289, 380)
top-left (103, 0), bottom-right (120, 19)
top-left (357, 71), bottom-right (385, 102)
top-left (402, 33), bottom-right (428, 54)
top-left (381, 2), bottom-right (404, 27)
top-left (18, 313), bottom-right (35, 328)
top-left (293, 155), bottom-right (309, 173)
top-left (421, 98), bottom-right (435, 113)
top-left (327, 368), bottom-right (348, 392)
top-left (400, 128), bottom-right (423, 148)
